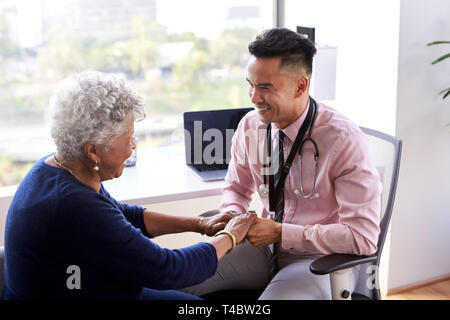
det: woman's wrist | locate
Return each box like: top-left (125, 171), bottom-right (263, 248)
top-left (214, 230), bottom-right (236, 254)
top-left (198, 217), bottom-right (205, 235)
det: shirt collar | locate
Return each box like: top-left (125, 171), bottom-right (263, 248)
top-left (271, 99), bottom-right (311, 142)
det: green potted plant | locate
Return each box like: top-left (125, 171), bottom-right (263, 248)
top-left (427, 40), bottom-right (450, 99)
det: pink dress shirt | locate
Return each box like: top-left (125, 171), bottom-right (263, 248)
top-left (220, 102), bottom-right (381, 257)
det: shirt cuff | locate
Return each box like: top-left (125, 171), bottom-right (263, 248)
top-left (281, 223), bottom-right (306, 254)
top-left (139, 207), bottom-right (152, 238)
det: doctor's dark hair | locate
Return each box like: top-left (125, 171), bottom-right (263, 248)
top-left (248, 28), bottom-right (317, 75)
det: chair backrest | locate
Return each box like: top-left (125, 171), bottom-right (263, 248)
top-left (0, 246), bottom-right (5, 297)
top-left (353, 127), bottom-right (402, 299)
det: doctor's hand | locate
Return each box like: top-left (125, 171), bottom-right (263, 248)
top-left (198, 211), bottom-right (240, 236)
top-left (245, 217), bottom-right (282, 247)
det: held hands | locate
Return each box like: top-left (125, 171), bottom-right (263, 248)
top-left (223, 212), bottom-right (257, 244)
top-left (202, 211), bottom-right (281, 247)
top-left (198, 211), bottom-right (240, 236)
top-left (245, 217), bottom-right (282, 247)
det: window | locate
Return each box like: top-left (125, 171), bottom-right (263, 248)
top-left (284, 0), bottom-right (399, 135)
top-left (0, 0), bottom-right (273, 187)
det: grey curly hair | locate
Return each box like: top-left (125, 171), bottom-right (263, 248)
top-left (49, 70), bottom-right (146, 161)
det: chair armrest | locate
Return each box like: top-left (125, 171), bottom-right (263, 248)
top-left (309, 253), bottom-right (377, 275)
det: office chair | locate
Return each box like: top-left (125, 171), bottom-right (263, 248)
top-left (199, 127), bottom-right (402, 300)
top-left (309, 127), bottom-right (402, 299)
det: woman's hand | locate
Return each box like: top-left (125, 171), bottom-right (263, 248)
top-left (208, 212), bottom-right (257, 260)
top-left (199, 211), bottom-right (240, 236)
top-left (224, 212), bottom-right (258, 244)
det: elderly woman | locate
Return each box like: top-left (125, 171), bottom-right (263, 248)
top-left (2, 71), bottom-right (256, 300)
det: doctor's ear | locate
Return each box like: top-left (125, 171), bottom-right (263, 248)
top-left (295, 77), bottom-right (309, 97)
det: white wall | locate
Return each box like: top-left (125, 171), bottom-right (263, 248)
top-left (285, 0), bottom-right (400, 135)
top-left (389, 0), bottom-right (450, 290)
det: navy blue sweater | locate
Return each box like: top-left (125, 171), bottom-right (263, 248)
top-left (2, 155), bottom-right (217, 299)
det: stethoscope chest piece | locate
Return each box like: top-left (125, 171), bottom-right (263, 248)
top-left (258, 183), bottom-right (269, 198)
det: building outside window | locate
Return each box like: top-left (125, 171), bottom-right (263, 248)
top-left (0, 0), bottom-right (273, 188)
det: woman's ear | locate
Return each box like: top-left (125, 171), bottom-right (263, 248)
top-left (83, 141), bottom-right (98, 163)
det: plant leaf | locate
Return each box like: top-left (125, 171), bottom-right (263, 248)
top-left (427, 41), bottom-right (450, 46)
top-left (441, 88), bottom-right (450, 99)
top-left (431, 53), bottom-right (450, 64)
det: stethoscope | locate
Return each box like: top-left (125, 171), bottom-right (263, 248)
top-left (258, 97), bottom-right (320, 204)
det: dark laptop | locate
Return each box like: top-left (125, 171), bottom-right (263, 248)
top-left (183, 108), bottom-right (253, 181)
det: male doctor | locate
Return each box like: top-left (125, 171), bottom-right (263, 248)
top-left (185, 27), bottom-right (381, 300)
